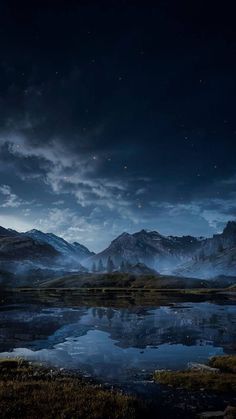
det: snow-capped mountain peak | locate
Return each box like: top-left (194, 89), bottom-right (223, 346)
top-left (24, 229), bottom-right (93, 261)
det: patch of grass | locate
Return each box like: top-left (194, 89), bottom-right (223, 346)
top-left (154, 356), bottom-right (236, 393)
top-left (209, 355), bottom-right (236, 373)
top-left (0, 358), bottom-right (147, 419)
top-left (153, 369), bottom-right (236, 393)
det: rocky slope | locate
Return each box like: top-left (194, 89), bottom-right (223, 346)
top-left (0, 226), bottom-right (20, 237)
top-left (24, 229), bottom-right (93, 262)
top-left (175, 221), bottom-right (236, 278)
top-left (89, 222), bottom-right (236, 278)
top-left (89, 229), bottom-right (202, 272)
top-left (0, 234), bottom-right (58, 261)
top-left (0, 227), bottom-right (90, 285)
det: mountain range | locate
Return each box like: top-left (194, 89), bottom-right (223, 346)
top-left (0, 226), bottom-right (93, 285)
top-left (90, 222), bottom-right (236, 278)
top-left (91, 230), bottom-right (202, 271)
top-left (0, 226), bottom-right (93, 262)
top-left (0, 221), bottom-right (235, 284)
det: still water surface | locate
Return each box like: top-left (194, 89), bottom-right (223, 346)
top-left (0, 295), bottom-right (235, 385)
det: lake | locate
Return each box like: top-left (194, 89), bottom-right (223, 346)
top-left (0, 290), bottom-right (235, 388)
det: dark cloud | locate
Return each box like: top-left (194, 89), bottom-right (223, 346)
top-left (0, 1), bottom-right (235, 250)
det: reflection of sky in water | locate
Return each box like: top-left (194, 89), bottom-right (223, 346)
top-left (0, 301), bottom-right (235, 384)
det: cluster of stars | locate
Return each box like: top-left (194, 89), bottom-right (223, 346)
top-left (90, 155), bottom-right (129, 171)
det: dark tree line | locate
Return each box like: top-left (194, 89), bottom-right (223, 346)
top-left (91, 258), bottom-right (132, 273)
top-left (92, 257), bottom-right (115, 273)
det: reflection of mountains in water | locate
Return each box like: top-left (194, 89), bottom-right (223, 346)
top-left (0, 306), bottom-right (87, 351)
top-left (85, 303), bottom-right (236, 351)
top-left (1, 301), bottom-right (235, 354)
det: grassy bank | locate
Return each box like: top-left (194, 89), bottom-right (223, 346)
top-left (154, 355), bottom-right (236, 393)
top-left (37, 272), bottom-right (236, 290)
top-left (0, 359), bottom-right (147, 419)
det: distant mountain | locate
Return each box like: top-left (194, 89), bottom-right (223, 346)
top-left (88, 222), bottom-right (236, 278)
top-left (0, 234), bottom-right (58, 261)
top-left (90, 229), bottom-right (202, 271)
top-left (200, 220), bottom-right (236, 257)
top-left (0, 221), bottom-right (235, 282)
top-left (0, 227), bottom-right (91, 285)
top-left (174, 247), bottom-right (236, 278)
top-left (175, 221), bottom-right (236, 278)
top-left (0, 226), bottom-right (19, 237)
top-left (24, 229), bottom-right (93, 261)
top-left (73, 241), bottom-right (95, 258)
top-left (0, 226), bottom-right (92, 264)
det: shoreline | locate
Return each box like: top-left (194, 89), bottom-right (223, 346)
top-left (0, 358), bottom-right (148, 419)
top-left (1, 356), bottom-right (236, 418)
top-left (4, 286), bottom-right (236, 294)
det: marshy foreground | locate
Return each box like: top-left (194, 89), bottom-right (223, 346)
top-left (0, 356), bottom-right (236, 418)
top-left (0, 358), bottom-right (145, 419)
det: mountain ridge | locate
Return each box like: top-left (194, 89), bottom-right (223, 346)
top-left (24, 229), bottom-right (93, 261)
top-left (88, 221), bottom-right (236, 278)
top-left (0, 227), bottom-right (92, 284)
top-left (89, 228), bottom-right (203, 268)
top-left (0, 221), bottom-right (235, 281)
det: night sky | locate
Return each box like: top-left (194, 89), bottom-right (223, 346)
top-left (0, 1), bottom-right (236, 251)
